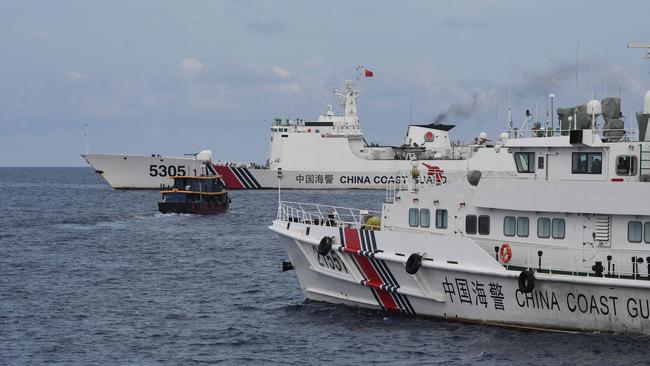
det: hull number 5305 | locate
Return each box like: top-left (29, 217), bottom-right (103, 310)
top-left (149, 165), bottom-right (186, 177)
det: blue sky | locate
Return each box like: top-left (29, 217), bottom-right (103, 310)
top-left (1, 0), bottom-right (649, 166)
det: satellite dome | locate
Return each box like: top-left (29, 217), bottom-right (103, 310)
top-left (587, 99), bottom-right (602, 115)
top-left (196, 150), bottom-right (213, 160)
top-left (479, 132), bottom-right (487, 140)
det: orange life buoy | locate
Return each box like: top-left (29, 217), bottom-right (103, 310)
top-left (499, 243), bottom-right (512, 263)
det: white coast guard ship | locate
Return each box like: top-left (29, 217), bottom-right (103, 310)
top-left (81, 80), bottom-right (516, 189)
top-left (81, 150), bottom-right (214, 189)
top-left (215, 80), bottom-right (516, 189)
top-left (270, 92), bottom-right (650, 334)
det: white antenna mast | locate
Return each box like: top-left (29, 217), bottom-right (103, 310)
top-left (603, 50), bottom-right (609, 98)
top-left (84, 123), bottom-right (89, 154)
top-left (495, 100), bottom-right (499, 134)
top-left (576, 40), bottom-right (579, 88)
top-left (545, 96), bottom-right (549, 132)
top-left (549, 93), bottom-right (555, 132)
top-left (507, 83), bottom-right (513, 135)
top-left (409, 94), bottom-right (413, 124)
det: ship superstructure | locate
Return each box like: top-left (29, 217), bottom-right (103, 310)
top-left (214, 80), bottom-right (515, 189)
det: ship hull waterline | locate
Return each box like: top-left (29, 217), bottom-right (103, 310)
top-left (82, 153), bottom-right (210, 189)
top-left (271, 220), bottom-right (650, 335)
top-left (82, 153), bottom-right (507, 190)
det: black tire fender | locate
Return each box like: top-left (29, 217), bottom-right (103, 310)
top-left (405, 253), bottom-right (423, 275)
top-left (518, 270), bottom-right (535, 293)
top-left (317, 236), bottom-right (333, 256)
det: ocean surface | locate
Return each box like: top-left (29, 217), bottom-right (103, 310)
top-left (1, 167), bottom-right (649, 365)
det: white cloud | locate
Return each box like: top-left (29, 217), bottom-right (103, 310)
top-left (276, 83), bottom-right (300, 93)
top-left (65, 70), bottom-right (88, 82)
top-left (179, 57), bottom-right (204, 80)
top-left (272, 66), bottom-right (291, 78)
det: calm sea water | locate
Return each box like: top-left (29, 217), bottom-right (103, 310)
top-left (1, 167), bottom-right (648, 365)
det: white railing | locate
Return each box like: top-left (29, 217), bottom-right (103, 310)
top-left (506, 128), bottom-right (638, 142)
top-left (277, 201), bottom-right (381, 229)
top-left (500, 244), bottom-right (650, 280)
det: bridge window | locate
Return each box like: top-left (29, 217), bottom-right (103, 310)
top-left (420, 209), bottom-right (430, 228)
top-left (409, 208), bottom-right (419, 227)
top-left (478, 215), bottom-right (490, 235)
top-left (435, 209), bottom-right (448, 229)
top-left (517, 217), bottom-right (529, 237)
top-left (572, 152), bottom-right (602, 174)
top-left (616, 155), bottom-right (637, 176)
top-left (504, 216), bottom-right (516, 236)
top-left (645, 223), bottom-right (650, 244)
top-left (514, 152), bottom-right (535, 173)
top-left (466, 215), bottom-right (477, 235)
top-left (552, 218), bottom-right (565, 239)
top-left (629, 221), bottom-right (643, 243)
top-left (537, 218), bottom-right (551, 238)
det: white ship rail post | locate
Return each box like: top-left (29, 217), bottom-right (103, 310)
top-left (278, 201), bottom-right (381, 230)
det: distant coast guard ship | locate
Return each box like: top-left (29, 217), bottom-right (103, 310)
top-left (82, 79), bottom-right (516, 189)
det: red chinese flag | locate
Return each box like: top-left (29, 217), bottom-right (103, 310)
top-left (364, 69), bottom-right (374, 77)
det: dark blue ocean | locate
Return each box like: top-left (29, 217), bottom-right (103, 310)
top-left (1, 167), bottom-right (648, 365)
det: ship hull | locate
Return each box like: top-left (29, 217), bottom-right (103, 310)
top-left (271, 220), bottom-right (650, 335)
top-left (82, 153), bottom-right (210, 189)
top-left (83, 153), bottom-right (514, 190)
top-left (158, 201), bottom-right (228, 215)
top-left (214, 162), bottom-right (512, 190)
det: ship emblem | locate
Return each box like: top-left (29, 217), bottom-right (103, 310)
top-left (421, 162), bottom-right (446, 184)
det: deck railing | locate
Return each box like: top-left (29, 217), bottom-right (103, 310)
top-left (506, 127), bottom-right (638, 142)
top-left (277, 201), bottom-right (381, 229)
top-left (498, 244), bottom-right (650, 281)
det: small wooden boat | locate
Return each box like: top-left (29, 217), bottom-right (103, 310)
top-left (158, 175), bottom-right (229, 214)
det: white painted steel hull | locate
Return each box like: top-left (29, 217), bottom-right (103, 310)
top-left (271, 220), bottom-right (650, 334)
top-left (213, 148), bottom-right (514, 189)
top-left (214, 166), bottom-right (454, 190)
top-left (82, 151), bottom-right (515, 190)
top-left (81, 153), bottom-right (209, 189)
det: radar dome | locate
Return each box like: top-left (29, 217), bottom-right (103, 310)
top-left (499, 132), bottom-right (509, 141)
top-left (478, 132), bottom-right (487, 140)
top-left (644, 91), bottom-right (650, 113)
top-left (587, 100), bottom-right (602, 115)
top-left (196, 150), bottom-right (213, 160)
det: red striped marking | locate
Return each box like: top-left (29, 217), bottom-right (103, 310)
top-left (213, 165), bottom-right (244, 189)
top-left (343, 228), bottom-right (399, 312)
top-left (422, 163), bottom-right (445, 183)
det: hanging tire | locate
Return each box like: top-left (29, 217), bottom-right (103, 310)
top-left (317, 236), bottom-right (333, 256)
top-left (405, 253), bottom-right (423, 274)
top-left (518, 270), bottom-right (535, 293)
